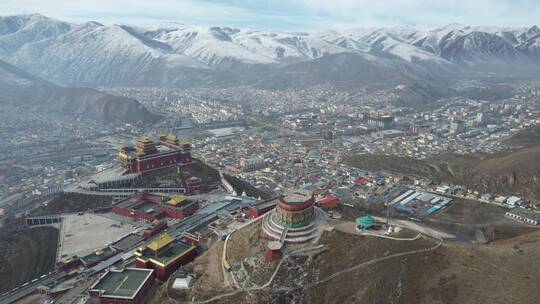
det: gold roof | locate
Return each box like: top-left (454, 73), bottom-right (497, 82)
top-left (135, 245), bottom-right (197, 268)
top-left (166, 195), bottom-right (186, 206)
top-left (135, 136), bottom-right (158, 156)
top-left (147, 233), bottom-right (174, 252)
top-left (137, 136), bottom-right (153, 143)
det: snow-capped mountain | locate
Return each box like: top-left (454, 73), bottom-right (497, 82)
top-left (1, 14), bottom-right (539, 88)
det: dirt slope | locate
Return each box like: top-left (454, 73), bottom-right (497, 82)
top-left (270, 230), bottom-right (540, 304)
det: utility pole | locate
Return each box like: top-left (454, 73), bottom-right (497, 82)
top-left (385, 195), bottom-right (390, 226)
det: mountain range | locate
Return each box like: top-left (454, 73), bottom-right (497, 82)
top-left (1, 14), bottom-right (540, 89)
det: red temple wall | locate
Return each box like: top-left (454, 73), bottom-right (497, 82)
top-left (277, 196), bottom-right (315, 212)
top-left (135, 152), bottom-right (192, 173)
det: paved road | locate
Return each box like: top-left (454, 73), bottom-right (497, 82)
top-left (0, 273), bottom-right (61, 304)
top-left (372, 216), bottom-right (455, 239)
top-left (8, 148), bottom-right (115, 164)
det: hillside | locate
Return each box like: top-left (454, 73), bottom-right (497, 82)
top-left (345, 127), bottom-right (540, 202)
top-left (504, 125), bottom-right (540, 147)
top-left (345, 144), bottom-right (540, 202)
top-left (155, 227), bottom-right (540, 304)
top-left (257, 53), bottom-right (418, 90)
top-left (0, 222), bottom-right (58, 294)
top-left (267, 230), bottom-right (540, 304)
top-left (0, 59), bottom-right (157, 123)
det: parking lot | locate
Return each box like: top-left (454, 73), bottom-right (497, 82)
top-left (59, 213), bottom-right (136, 259)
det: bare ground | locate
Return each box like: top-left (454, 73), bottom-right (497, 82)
top-left (269, 230), bottom-right (540, 304)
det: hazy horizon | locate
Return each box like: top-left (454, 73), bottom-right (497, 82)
top-left (2, 0), bottom-right (539, 30)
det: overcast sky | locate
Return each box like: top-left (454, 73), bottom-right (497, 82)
top-left (1, 0), bottom-right (539, 30)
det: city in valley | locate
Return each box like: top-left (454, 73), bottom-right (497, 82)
top-left (1, 4), bottom-right (540, 304)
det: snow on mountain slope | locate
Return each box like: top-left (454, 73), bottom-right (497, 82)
top-left (150, 26), bottom-right (278, 65)
top-left (0, 14), bottom-right (71, 55)
top-left (371, 23), bottom-right (540, 65)
top-left (8, 20), bottom-right (206, 85)
top-left (0, 14), bottom-right (540, 87)
top-left (149, 26), bottom-right (351, 65)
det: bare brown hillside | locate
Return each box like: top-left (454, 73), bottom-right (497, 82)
top-left (345, 144), bottom-right (540, 202)
top-left (269, 230), bottom-right (540, 304)
top-left (156, 228), bottom-right (540, 304)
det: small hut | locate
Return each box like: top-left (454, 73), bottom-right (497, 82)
top-left (265, 241), bottom-right (283, 262)
top-left (356, 215), bottom-right (375, 230)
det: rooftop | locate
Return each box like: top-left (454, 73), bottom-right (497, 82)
top-left (282, 189), bottom-right (313, 204)
top-left (80, 246), bottom-right (116, 266)
top-left (508, 207), bottom-right (540, 221)
top-left (147, 233), bottom-right (175, 252)
top-left (268, 241), bottom-right (283, 250)
top-left (166, 195), bottom-right (187, 206)
top-left (89, 166), bottom-right (137, 184)
top-left (115, 197), bottom-right (162, 217)
top-left (90, 268), bottom-right (154, 299)
top-left (137, 237), bottom-right (195, 268)
top-left (112, 234), bottom-right (144, 251)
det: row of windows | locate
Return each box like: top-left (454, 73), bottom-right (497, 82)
top-left (506, 213), bottom-right (539, 225)
top-left (142, 158), bottom-right (180, 169)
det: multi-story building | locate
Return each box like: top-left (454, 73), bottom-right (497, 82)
top-left (112, 194), bottom-right (199, 222)
top-left (366, 114), bottom-right (395, 130)
top-left (117, 135), bottom-right (192, 174)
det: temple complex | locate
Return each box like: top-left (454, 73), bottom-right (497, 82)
top-left (117, 134), bottom-right (192, 174)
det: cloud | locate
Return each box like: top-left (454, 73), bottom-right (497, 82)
top-left (1, 0), bottom-right (539, 29)
top-left (291, 0), bottom-right (540, 28)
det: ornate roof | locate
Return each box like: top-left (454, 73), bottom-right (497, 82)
top-left (166, 195), bottom-right (186, 206)
top-left (147, 233), bottom-right (174, 252)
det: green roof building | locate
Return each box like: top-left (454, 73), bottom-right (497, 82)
top-left (356, 215), bottom-right (375, 229)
